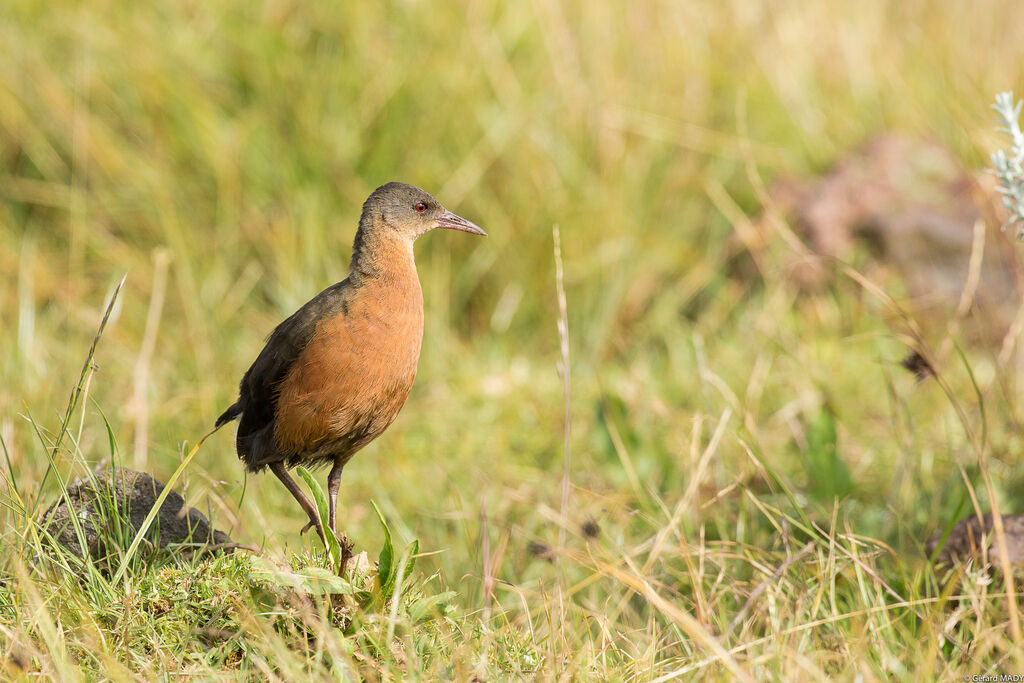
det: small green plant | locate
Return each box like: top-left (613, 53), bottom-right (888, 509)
top-left (990, 91), bottom-right (1024, 239)
top-left (368, 500), bottom-right (418, 605)
top-left (363, 503), bottom-right (456, 625)
top-left (286, 472), bottom-right (436, 612)
top-left (803, 406), bottom-right (854, 503)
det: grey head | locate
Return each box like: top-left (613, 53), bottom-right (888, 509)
top-left (359, 182), bottom-right (486, 241)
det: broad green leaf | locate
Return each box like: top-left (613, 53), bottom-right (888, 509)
top-left (250, 557), bottom-right (353, 595)
top-left (297, 467), bottom-right (342, 568)
top-left (401, 539), bottom-right (419, 586)
top-left (371, 500), bottom-right (395, 597)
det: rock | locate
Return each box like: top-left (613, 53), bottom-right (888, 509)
top-left (927, 513), bottom-right (1024, 567)
top-left (768, 133), bottom-right (1022, 339)
top-left (38, 467), bottom-right (231, 561)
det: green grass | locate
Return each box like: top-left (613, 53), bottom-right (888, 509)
top-left (2, 0), bottom-right (1024, 679)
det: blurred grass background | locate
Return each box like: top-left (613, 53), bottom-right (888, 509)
top-left (3, 0), bottom-right (1024, 677)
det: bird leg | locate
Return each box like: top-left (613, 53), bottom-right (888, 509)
top-left (327, 458), bottom-right (354, 571)
top-left (269, 462), bottom-right (325, 544)
top-left (327, 459), bottom-right (345, 534)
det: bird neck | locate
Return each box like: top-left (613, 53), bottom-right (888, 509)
top-left (349, 223), bottom-right (418, 285)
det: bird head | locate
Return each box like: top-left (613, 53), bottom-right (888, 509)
top-left (363, 182), bottom-right (487, 240)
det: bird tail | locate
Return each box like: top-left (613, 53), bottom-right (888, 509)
top-left (215, 402), bottom-right (242, 428)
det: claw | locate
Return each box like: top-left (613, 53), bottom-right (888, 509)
top-left (302, 519), bottom-right (327, 546)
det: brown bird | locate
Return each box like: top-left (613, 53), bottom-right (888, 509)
top-left (216, 182), bottom-right (485, 545)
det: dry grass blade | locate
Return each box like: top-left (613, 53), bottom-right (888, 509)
top-left (841, 261), bottom-right (1023, 652)
top-left (583, 553), bottom-right (753, 681)
top-left (46, 275), bottom-right (125, 463)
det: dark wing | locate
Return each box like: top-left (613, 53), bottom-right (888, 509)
top-left (216, 280), bottom-right (352, 456)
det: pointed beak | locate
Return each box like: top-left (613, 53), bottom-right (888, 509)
top-left (435, 209), bottom-right (487, 237)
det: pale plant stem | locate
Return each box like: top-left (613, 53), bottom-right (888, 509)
top-left (131, 248), bottom-right (170, 470)
top-left (553, 225), bottom-right (572, 551)
top-left (480, 493), bottom-right (493, 622)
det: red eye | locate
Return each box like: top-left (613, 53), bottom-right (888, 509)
top-left (415, 202), bottom-right (427, 213)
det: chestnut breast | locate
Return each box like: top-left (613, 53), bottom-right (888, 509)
top-left (271, 272), bottom-right (424, 461)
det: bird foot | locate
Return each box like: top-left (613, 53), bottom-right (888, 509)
top-left (299, 520), bottom-right (351, 571)
top-left (336, 531), bottom-right (355, 575)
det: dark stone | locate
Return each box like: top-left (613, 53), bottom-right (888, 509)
top-left (38, 467), bottom-right (230, 561)
top-left (927, 513), bottom-right (1024, 567)
top-left (767, 133), bottom-right (1022, 341)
